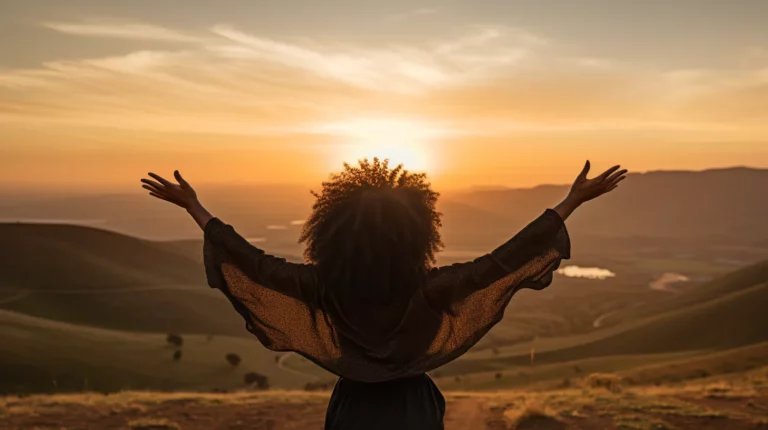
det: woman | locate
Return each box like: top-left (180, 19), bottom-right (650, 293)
top-left (141, 158), bottom-right (626, 429)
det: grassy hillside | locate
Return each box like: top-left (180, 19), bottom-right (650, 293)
top-left (2, 222), bottom-right (767, 396)
top-left (434, 260), bottom-right (768, 379)
top-left (0, 223), bottom-right (252, 335)
top-left (601, 259), bottom-right (768, 327)
top-left (0, 309), bottom-right (326, 394)
top-left (0, 223), bottom-right (205, 290)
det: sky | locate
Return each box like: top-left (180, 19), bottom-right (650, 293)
top-left (2, 0), bottom-right (768, 192)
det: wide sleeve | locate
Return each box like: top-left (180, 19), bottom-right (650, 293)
top-left (203, 218), bottom-right (337, 362)
top-left (414, 209), bottom-right (570, 368)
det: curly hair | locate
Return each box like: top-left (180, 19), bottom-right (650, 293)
top-left (299, 158), bottom-right (443, 302)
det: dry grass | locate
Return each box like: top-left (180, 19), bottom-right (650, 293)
top-left (128, 418), bottom-right (181, 429)
top-left (1, 371), bottom-right (766, 430)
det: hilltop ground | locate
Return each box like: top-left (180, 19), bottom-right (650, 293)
top-left (2, 368), bottom-right (768, 430)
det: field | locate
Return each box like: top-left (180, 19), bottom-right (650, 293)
top-left (2, 369), bottom-right (768, 429)
top-left (2, 221), bottom-right (768, 396)
top-left (2, 171), bottom-right (768, 428)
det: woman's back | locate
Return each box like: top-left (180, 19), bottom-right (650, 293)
top-left (141, 158), bottom-right (627, 429)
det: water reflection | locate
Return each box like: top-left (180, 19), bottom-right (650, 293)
top-left (557, 265), bottom-right (616, 280)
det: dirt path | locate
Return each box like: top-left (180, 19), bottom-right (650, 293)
top-left (591, 272), bottom-right (692, 328)
top-left (649, 272), bottom-right (689, 293)
top-left (276, 352), bottom-right (322, 381)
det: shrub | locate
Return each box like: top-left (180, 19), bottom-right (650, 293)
top-left (166, 334), bottom-right (183, 347)
top-left (172, 350), bottom-right (182, 361)
top-left (585, 373), bottom-right (623, 393)
top-left (244, 372), bottom-right (269, 389)
top-left (225, 353), bottom-right (242, 367)
top-left (503, 401), bottom-right (564, 430)
top-left (495, 372), bottom-right (503, 380)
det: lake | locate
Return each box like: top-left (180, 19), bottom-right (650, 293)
top-left (556, 265), bottom-right (616, 280)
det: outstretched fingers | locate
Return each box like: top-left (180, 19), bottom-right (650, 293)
top-left (605, 168), bottom-right (628, 183)
top-left (148, 172), bottom-right (174, 187)
top-left (141, 178), bottom-right (165, 193)
top-left (596, 165), bottom-right (621, 182)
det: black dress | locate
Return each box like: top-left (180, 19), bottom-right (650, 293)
top-left (325, 373), bottom-right (445, 430)
top-left (202, 209), bottom-right (570, 428)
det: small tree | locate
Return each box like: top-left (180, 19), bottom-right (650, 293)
top-left (166, 334), bottom-right (183, 347)
top-left (226, 353), bottom-right (242, 367)
top-left (585, 373), bottom-right (623, 393)
top-left (244, 372), bottom-right (269, 389)
top-left (173, 350), bottom-right (182, 361)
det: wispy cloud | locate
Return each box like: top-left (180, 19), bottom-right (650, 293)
top-left (208, 24), bottom-right (535, 93)
top-left (41, 21), bottom-right (203, 43)
top-left (2, 21), bottom-right (768, 138)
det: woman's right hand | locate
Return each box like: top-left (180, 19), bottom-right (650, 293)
top-left (140, 170), bottom-right (199, 210)
top-left (553, 161), bottom-right (627, 221)
top-left (568, 160), bottom-right (627, 205)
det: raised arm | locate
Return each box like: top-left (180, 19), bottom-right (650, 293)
top-left (423, 160), bottom-right (627, 308)
top-left (140, 171), bottom-right (318, 303)
top-left (141, 170), bottom-right (214, 230)
top-left (409, 161), bottom-right (627, 369)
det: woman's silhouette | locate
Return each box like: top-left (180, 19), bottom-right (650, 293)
top-left (141, 158), bottom-right (626, 429)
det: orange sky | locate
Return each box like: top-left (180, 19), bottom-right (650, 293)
top-left (2, 1), bottom-right (768, 191)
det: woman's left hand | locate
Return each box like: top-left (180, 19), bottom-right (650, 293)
top-left (141, 170), bottom-right (199, 210)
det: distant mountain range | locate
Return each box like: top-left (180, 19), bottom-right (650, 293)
top-left (1, 167), bottom-right (765, 250)
top-left (444, 168), bottom-right (768, 249)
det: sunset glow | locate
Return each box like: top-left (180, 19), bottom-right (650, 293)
top-left (2, 1), bottom-right (768, 192)
top-left (318, 118), bottom-right (448, 172)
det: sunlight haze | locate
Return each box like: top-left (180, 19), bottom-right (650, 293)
top-left (2, 0), bottom-right (768, 191)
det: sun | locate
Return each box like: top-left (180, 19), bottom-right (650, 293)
top-left (319, 118), bottom-right (447, 172)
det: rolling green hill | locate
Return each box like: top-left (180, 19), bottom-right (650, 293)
top-left (601, 259), bottom-right (768, 327)
top-left (0, 309), bottom-right (323, 394)
top-left (436, 260), bottom-right (768, 378)
top-left (2, 221), bottom-right (767, 394)
top-left (0, 223), bottom-right (205, 290)
top-left (0, 223), bottom-right (247, 335)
